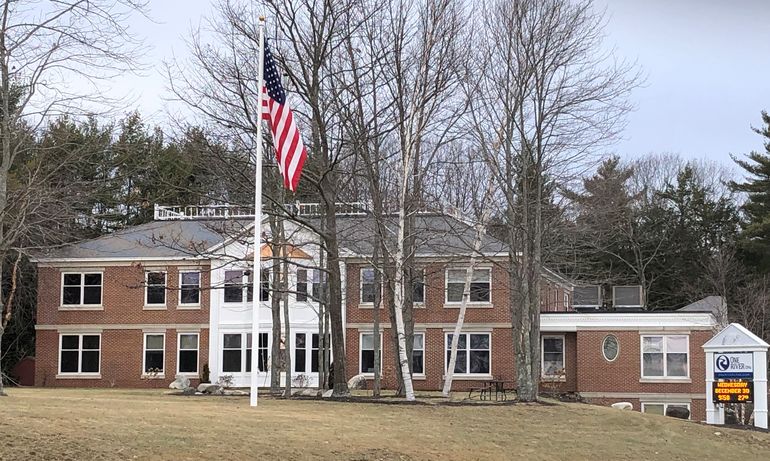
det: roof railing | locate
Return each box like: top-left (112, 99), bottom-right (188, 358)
top-left (154, 202), bottom-right (370, 220)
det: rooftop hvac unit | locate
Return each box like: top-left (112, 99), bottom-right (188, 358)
top-left (612, 285), bottom-right (644, 309)
top-left (572, 285), bottom-right (601, 310)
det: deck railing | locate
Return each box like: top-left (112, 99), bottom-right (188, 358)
top-left (154, 202), bottom-right (370, 220)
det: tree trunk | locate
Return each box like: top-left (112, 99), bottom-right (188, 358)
top-left (322, 197), bottom-right (349, 396)
top-left (282, 249), bottom-right (291, 398)
top-left (372, 243), bottom-right (382, 397)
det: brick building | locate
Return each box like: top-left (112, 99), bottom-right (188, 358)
top-left (31, 205), bottom-right (718, 420)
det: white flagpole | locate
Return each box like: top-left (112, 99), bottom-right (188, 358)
top-left (250, 16), bottom-right (266, 408)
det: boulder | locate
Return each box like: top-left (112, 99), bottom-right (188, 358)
top-left (347, 374), bottom-right (368, 390)
top-left (665, 406), bottom-right (690, 420)
top-left (611, 402), bottom-right (633, 411)
top-left (292, 387), bottom-right (318, 397)
top-left (182, 387), bottom-right (196, 396)
top-left (198, 383), bottom-right (222, 394)
top-left (321, 389), bottom-right (334, 398)
top-left (169, 374), bottom-right (191, 390)
top-left (223, 389), bottom-right (249, 396)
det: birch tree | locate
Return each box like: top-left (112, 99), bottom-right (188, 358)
top-left (0, 0), bottom-right (146, 395)
top-left (468, 0), bottom-right (638, 401)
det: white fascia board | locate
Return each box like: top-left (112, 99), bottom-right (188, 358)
top-left (541, 312), bottom-right (717, 332)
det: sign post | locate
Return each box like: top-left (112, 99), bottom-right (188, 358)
top-left (703, 323), bottom-right (768, 429)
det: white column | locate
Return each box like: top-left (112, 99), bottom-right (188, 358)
top-left (753, 350), bottom-right (768, 429)
top-left (705, 351), bottom-right (724, 425)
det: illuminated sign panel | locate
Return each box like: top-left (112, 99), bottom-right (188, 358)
top-left (713, 380), bottom-right (754, 403)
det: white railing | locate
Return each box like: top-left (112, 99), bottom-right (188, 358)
top-left (154, 202), bottom-right (370, 220)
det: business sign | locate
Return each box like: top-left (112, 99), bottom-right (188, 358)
top-left (713, 380), bottom-right (754, 403)
top-left (714, 352), bottom-right (754, 379)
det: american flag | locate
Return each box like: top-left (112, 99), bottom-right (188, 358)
top-left (261, 39), bottom-right (307, 192)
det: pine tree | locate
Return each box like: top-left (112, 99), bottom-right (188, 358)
top-left (730, 111), bottom-right (770, 272)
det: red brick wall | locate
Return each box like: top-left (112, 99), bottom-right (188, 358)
top-left (345, 262), bottom-right (512, 325)
top-left (345, 327), bottom-right (517, 392)
top-left (35, 263), bottom-right (210, 388)
top-left (575, 330), bottom-right (710, 395)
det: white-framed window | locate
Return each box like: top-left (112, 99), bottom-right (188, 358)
top-left (179, 271), bottom-right (201, 306)
top-left (59, 334), bottom-right (100, 374)
top-left (61, 272), bottom-right (103, 307)
top-left (177, 333), bottom-right (199, 374)
top-left (445, 268), bottom-right (491, 303)
top-left (295, 332), bottom-right (308, 373)
top-left (641, 335), bottom-right (689, 378)
top-left (297, 269), bottom-right (324, 303)
top-left (602, 334), bottom-right (620, 362)
top-left (563, 291), bottom-right (569, 308)
top-left (220, 332), bottom-right (269, 373)
top-left (412, 332), bottom-right (425, 375)
top-left (145, 271), bottom-right (167, 306)
top-left (143, 333), bottom-right (165, 374)
top-left (360, 332), bottom-right (382, 374)
top-left (542, 335), bottom-right (565, 378)
top-left (360, 267), bottom-right (376, 304)
top-left (445, 333), bottom-right (491, 375)
top-left (412, 269), bottom-right (425, 305)
top-left (641, 402), bottom-right (690, 418)
top-left (224, 269), bottom-right (268, 303)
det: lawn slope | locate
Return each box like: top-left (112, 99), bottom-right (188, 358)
top-left (1, 388), bottom-right (769, 460)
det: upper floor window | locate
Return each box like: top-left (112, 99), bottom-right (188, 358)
top-left (641, 335), bottom-right (689, 378)
top-left (360, 267), bottom-right (376, 304)
top-left (297, 269), bottom-right (325, 303)
top-left (224, 269), bottom-right (268, 303)
top-left (445, 268), bottom-right (491, 303)
top-left (179, 271), bottom-right (201, 306)
top-left (145, 271), bottom-right (166, 306)
top-left (412, 270), bottom-right (425, 304)
top-left (61, 272), bottom-right (102, 306)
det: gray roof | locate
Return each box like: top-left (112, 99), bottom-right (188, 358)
top-left (35, 213), bottom-right (508, 261)
top-left (34, 220), bottom-right (247, 260)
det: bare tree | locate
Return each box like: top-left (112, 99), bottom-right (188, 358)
top-left (467, 0), bottom-right (639, 401)
top-left (0, 0), bottom-right (147, 395)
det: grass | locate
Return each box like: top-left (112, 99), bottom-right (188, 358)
top-left (2, 388), bottom-right (770, 460)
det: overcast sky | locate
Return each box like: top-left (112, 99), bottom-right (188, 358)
top-left (119, 0), bottom-right (770, 167)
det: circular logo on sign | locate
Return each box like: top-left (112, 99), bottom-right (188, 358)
top-left (716, 355), bottom-right (730, 371)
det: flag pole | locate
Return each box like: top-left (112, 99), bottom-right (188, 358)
top-left (250, 15), bottom-right (266, 408)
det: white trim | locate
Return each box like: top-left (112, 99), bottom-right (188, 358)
top-left (58, 333), bottom-right (101, 375)
top-left (142, 332), bottom-right (166, 376)
top-left (412, 332), bottom-right (426, 376)
top-left (38, 323), bottom-right (206, 331)
top-left (178, 270), bottom-right (202, 308)
top-left (60, 271), bottom-right (103, 309)
top-left (640, 334), bottom-right (690, 379)
top-left (541, 334), bottom-right (566, 379)
top-left (444, 267), bottom-right (491, 305)
top-left (444, 332), bottom-right (492, 376)
top-left (540, 312), bottom-right (716, 331)
top-left (359, 267), bottom-right (376, 307)
top-left (177, 332), bottom-right (200, 375)
top-left (581, 392), bottom-right (706, 399)
top-left (144, 270), bottom-right (167, 308)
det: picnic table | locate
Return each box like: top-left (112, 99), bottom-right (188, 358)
top-left (467, 378), bottom-right (514, 401)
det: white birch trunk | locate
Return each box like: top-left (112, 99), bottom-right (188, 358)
top-left (443, 184), bottom-right (494, 397)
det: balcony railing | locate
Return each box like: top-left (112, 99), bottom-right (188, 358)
top-left (154, 202), bottom-right (370, 220)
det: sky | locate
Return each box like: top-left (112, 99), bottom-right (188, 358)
top-left (115, 0), bottom-right (770, 167)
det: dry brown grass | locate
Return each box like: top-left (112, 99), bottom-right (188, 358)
top-left (1, 388), bottom-right (770, 460)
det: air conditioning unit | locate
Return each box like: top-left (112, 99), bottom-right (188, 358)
top-left (612, 285), bottom-right (644, 309)
top-left (572, 285), bottom-right (602, 311)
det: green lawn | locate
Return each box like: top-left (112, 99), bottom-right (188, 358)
top-left (1, 388), bottom-right (769, 460)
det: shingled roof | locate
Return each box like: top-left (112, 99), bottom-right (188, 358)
top-left (33, 213), bottom-right (507, 261)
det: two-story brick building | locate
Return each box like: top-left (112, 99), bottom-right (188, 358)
top-left (31, 205), bottom-right (718, 420)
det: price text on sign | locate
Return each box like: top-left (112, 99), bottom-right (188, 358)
top-left (713, 381), bottom-right (754, 403)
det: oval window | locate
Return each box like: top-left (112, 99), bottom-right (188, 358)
top-left (603, 335), bottom-right (619, 362)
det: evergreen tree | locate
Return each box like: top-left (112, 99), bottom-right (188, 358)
top-left (730, 111), bottom-right (770, 272)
